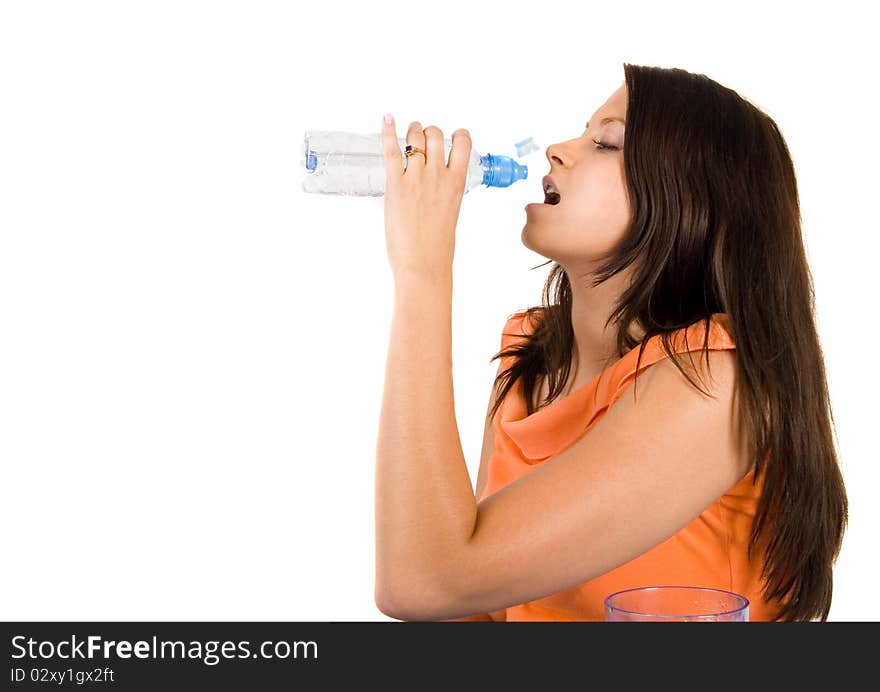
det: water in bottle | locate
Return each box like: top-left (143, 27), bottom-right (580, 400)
top-left (302, 130), bottom-right (528, 196)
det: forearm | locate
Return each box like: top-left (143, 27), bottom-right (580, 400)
top-left (374, 271), bottom-right (477, 612)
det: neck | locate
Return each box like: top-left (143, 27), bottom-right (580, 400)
top-left (567, 266), bottom-right (644, 376)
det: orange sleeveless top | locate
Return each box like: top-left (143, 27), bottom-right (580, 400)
top-left (476, 310), bottom-right (783, 621)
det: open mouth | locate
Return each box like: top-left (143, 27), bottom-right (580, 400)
top-left (542, 178), bottom-right (561, 205)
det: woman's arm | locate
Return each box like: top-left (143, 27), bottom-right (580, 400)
top-left (436, 360), bottom-right (507, 622)
top-left (375, 285), bottom-right (749, 620)
top-left (374, 272), bottom-right (478, 619)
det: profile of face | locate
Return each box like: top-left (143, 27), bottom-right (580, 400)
top-left (522, 82), bottom-right (629, 269)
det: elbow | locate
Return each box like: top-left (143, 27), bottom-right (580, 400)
top-left (375, 562), bottom-right (411, 619)
top-left (376, 542), bottom-right (475, 619)
top-left (376, 593), bottom-right (430, 621)
top-left (375, 572), bottom-right (458, 621)
top-left (374, 582), bottom-right (434, 621)
top-left (374, 579), bottom-right (412, 620)
top-left (375, 591), bottom-right (403, 620)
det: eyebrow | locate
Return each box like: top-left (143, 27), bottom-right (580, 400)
top-left (585, 117), bottom-right (626, 128)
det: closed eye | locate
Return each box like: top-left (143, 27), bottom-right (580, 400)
top-left (593, 139), bottom-right (619, 151)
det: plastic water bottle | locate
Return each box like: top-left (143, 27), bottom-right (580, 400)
top-left (302, 130), bottom-right (528, 196)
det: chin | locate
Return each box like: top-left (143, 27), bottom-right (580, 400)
top-left (521, 233), bottom-right (560, 263)
top-left (521, 222), bottom-right (563, 258)
top-left (520, 226), bottom-right (544, 255)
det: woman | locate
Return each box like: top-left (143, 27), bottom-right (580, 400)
top-left (374, 63), bottom-right (847, 622)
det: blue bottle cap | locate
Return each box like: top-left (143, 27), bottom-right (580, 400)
top-left (479, 154), bottom-right (528, 188)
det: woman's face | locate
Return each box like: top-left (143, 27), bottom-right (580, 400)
top-left (522, 83), bottom-right (629, 268)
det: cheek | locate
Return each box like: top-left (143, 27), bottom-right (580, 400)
top-left (572, 183), bottom-right (627, 227)
top-left (555, 175), bottom-right (630, 248)
top-left (577, 165), bottom-right (629, 224)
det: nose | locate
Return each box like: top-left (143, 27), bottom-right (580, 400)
top-left (546, 143), bottom-right (565, 168)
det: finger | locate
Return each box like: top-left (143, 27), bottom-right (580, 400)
top-left (381, 113), bottom-right (404, 179)
top-left (404, 121), bottom-right (426, 172)
top-left (447, 128), bottom-right (472, 175)
top-left (423, 125), bottom-right (444, 170)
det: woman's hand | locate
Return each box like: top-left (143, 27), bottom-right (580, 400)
top-left (381, 114), bottom-right (472, 283)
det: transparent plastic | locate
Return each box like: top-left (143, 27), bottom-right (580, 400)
top-left (514, 136), bottom-right (539, 157)
top-left (604, 586), bottom-right (750, 622)
top-left (302, 130), bottom-right (528, 196)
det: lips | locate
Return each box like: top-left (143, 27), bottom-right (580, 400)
top-left (542, 175), bottom-right (561, 205)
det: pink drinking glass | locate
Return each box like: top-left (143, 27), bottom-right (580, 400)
top-left (604, 586), bottom-right (750, 622)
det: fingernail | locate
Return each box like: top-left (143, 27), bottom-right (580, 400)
top-left (384, 113), bottom-right (393, 125)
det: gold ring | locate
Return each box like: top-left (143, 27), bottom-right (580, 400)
top-left (404, 145), bottom-right (426, 158)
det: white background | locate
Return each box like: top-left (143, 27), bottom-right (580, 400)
top-left (1, 0), bottom-right (876, 621)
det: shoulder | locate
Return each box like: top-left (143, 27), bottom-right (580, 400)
top-left (613, 345), bottom-right (750, 481)
top-left (500, 308), bottom-right (544, 345)
top-left (624, 312), bottom-right (739, 405)
top-left (623, 314), bottom-right (737, 388)
top-left (638, 346), bottom-right (738, 401)
top-left (504, 308), bottom-right (542, 332)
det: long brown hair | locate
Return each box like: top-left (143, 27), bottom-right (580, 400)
top-left (487, 64), bottom-right (848, 621)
